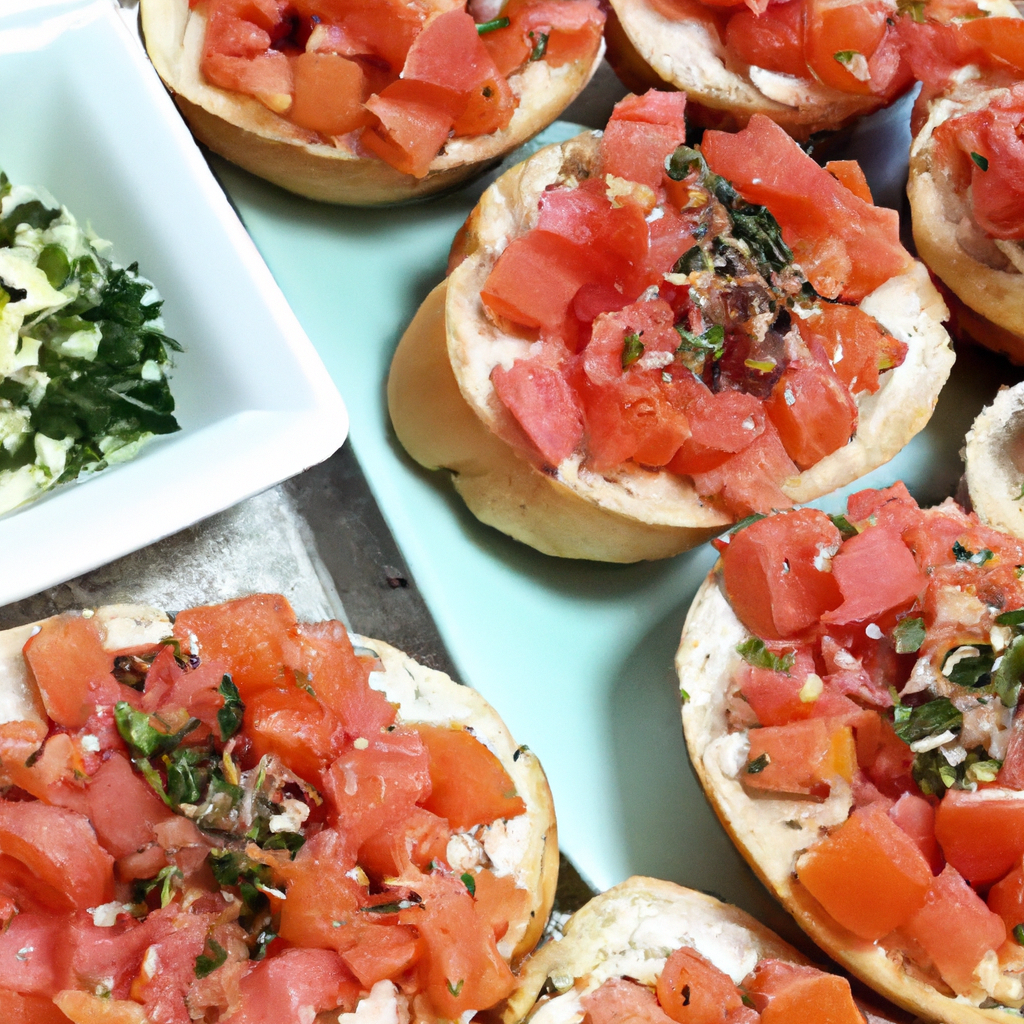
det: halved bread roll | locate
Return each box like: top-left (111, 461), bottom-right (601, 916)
top-left (965, 381), bottom-right (1024, 542)
top-left (0, 598), bottom-right (557, 1021)
top-left (389, 121), bottom-right (954, 562)
top-left (140, 0), bottom-right (604, 205)
top-left (500, 876), bottom-right (904, 1024)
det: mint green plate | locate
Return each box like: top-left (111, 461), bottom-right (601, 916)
top-left (214, 90), bottom-right (1021, 947)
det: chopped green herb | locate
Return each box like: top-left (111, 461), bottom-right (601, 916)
top-left (953, 540), bottom-right (993, 565)
top-left (461, 872), bottom-right (476, 896)
top-left (736, 637), bottom-right (795, 674)
top-left (217, 675), bottom-right (245, 742)
top-left (996, 608), bottom-right (1024, 627)
top-left (896, 0), bottom-right (926, 22)
top-left (194, 938), bottom-right (227, 979)
top-left (743, 358), bottom-right (776, 373)
top-left (251, 927), bottom-right (277, 960)
top-left (133, 864), bottom-right (183, 908)
top-left (673, 245), bottom-right (714, 275)
top-left (360, 897), bottom-right (421, 914)
top-left (135, 756), bottom-right (171, 806)
top-left (833, 49), bottom-right (860, 66)
top-left (971, 151), bottom-right (990, 172)
top-left (892, 617), bottom-right (926, 655)
top-left (746, 752), bottom-right (770, 774)
top-left (675, 323), bottom-right (725, 361)
top-left (728, 205), bottom-right (792, 275)
top-left (727, 513), bottom-right (767, 538)
top-left (447, 979), bottom-right (465, 997)
top-left (476, 16), bottom-right (509, 32)
top-left (114, 702), bottom-right (200, 757)
top-left (829, 514), bottom-right (858, 541)
top-left (666, 145), bottom-right (705, 182)
top-left (893, 696), bottom-right (962, 745)
top-left (165, 746), bottom-right (207, 805)
top-left (1014, 923), bottom-right (1024, 946)
top-left (913, 745), bottom-right (998, 797)
top-left (262, 832), bottom-right (306, 857)
top-left (528, 30), bottom-right (548, 60)
top-left (680, 687), bottom-right (690, 703)
top-left (942, 645), bottom-right (995, 688)
top-left (993, 634), bottom-right (1024, 709)
top-left (621, 332), bottom-right (645, 369)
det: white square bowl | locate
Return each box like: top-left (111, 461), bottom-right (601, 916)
top-left (0, 0), bottom-right (348, 605)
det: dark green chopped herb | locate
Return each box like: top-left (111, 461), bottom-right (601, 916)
top-left (621, 332), bottom-right (644, 369)
top-left (136, 756), bottom-right (172, 806)
top-left (513, 744), bottom-right (529, 761)
top-left (1015, 924), bottom-right (1024, 946)
top-left (680, 688), bottom-right (690, 703)
top-left (893, 697), bottom-right (962, 745)
top-left (262, 832), bottom-right (306, 857)
top-left (727, 513), bottom-right (767, 538)
top-left (37, 244), bottom-right (70, 289)
top-left (993, 635), bottom-right (1024, 709)
top-left (675, 323), bottom-right (725, 361)
top-left (953, 540), bottom-right (993, 565)
top-left (673, 245), bottom-right (714, 275)
top-left (666, 145), bottom-right (705, 182)
top-left (461, 872), bottom-right (476, 896)
top-left (476, 15), bottom-right (509, 32)
top-left (971, 152), bottom-right (990, 172)
top-left (942, 645), bottom-right (995, 688)
top-left (252, 927), bottom-right (277, 960)
top-left (833, 49), bottom-right (860, 66)
top-left (217, 675), bottom-right (245, 742)
top-left (133, 864), bottom-right (183, 908)
top-left (447, 979), bottom-right (465, 998)
top-left (728, 205), bottom-right (792, 275)
top-left (913, 745), bottom-right (1001, 797)
top-left (996, 608), bottom-right (1024, 627)
top-left (195, 938), bottom-right (228, 979)
top-left (114, 701), bottom-right (200, 757)
top-left (165, 746), bottom-right (207, 805)
top-left (892, 617), bottom-right (926, 655)
top-left (746, 752), bottom-right (770, 774)
top-left (360, 896), bottom-right (421, 914)
top-left (528, 30), bottom-right (547, 60)
top-left (829, 514), bottom-right (858, 541)
top-left (736, 637), bottom-right (795, 674)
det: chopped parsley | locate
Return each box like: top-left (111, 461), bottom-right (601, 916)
top-left (736, 637), bottom-right (795, 674)
top-left (675, 323), bottom-right (725, 361)
top-left (194, 938), bottom-right (228, 979)
top-left (893, 696), bottom-right (962, 745)
top-left (993, 634), bottom-right (1024, 709)
top-left (114, 702), bottom-right (200, 758)
top-left (216, 675), bottom-right (245, 742)
top-left (942, 644), bottom-right (995, 688)
top-left (461, 872), bottom-right (476, 896)
top-left (746, 752), bottom-right (770, 774)
top-left (970, 151), bottom-right (990, 172)
top-left (892, 617), bottom-right (926, 655)
top-left (528, 30), bottom-right (548, 60)
top-left (621, 332), bottom-right (644, 369)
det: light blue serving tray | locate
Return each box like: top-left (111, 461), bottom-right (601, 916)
top-left (213, 74), bottom-right (1024, 949)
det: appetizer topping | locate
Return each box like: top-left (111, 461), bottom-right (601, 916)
top-left (195, 0), bottom-right (605, 177)
top-left (479, 93), bottom-right (910, 518)
top-left (0, 595), bottom-right (531, 1022)
top-left (0, 173), bottom-right (180, 516)
top-left (716, 484), bottom-right (1024, 1006)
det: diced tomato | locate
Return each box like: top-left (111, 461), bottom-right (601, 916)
top-left (23, 615), bottom-right (116, 728)
top-left (725, 0), bottom-right (805, 78)
top-left (221, 948), bottom-right (359, 1023)
top-left (701, 115), bottom-right (912, 301)
top-left (362, 79), bottom-right (462, 178)
top-left (286, 620), bottom-right (395, 740)
top-left (744, 959), bottom-right (863, 1024)
top-left (289, 53), bottom-right (369, 136)
top-left (765, 347), bottom-right (857, 470)
top-left (803, 0), bottom-right (890, 95)
top-left (846, 481), bottom-right (921, 534)
top-left (174, 594), bottom-right (297, 699)
top-left (244, 686), bottom-right (337, 781)
top-left (889, 792), bottom-right (943, 875)
top-left (84, 754), bottom-right (176, 860)
top-left (481, 230), bottom-right (590, 332)
top-left (517, 0), bottom-right (605, 67)
top-left (955, 17), bottom-right (1024, 75)
top-left (934, 790), bottom-right (1024, 886)
top-left (738, 646), bottom-right (816, 726)
top-left (359, 807), bottom-right (451, 881)
top-left (52, 991), bottom-right (149, 1022)
top-left (310, 1), bottom-right (423, 72)
top-left (744, 718), bottom-right (855, 797)
top-left (472, 869), bottom-right (531, 947)
top-left (0, 990), bottom-right (71, 1024)
top-left (399, 870), bottom-right (515, 1017)
top-left (415, 724), bottom-right (525, 831)
top-left (796, 803), bottom-right (932, 940)
top-left (822, 525), bottom-right (926, 626)
top-left (582, 977), bottom-right (675, 1024)
top-left (0, 913), bottom-right (70, 997)
top-left (656, 945), bottom-right (745, 1022)
top-left (323, 728), bottom-right (431, 850)
top-left (861, 716), bottom-right (915, 799)
top-left (667, 386), bottom-right (764, 475)
top-left (900, 865), bottom-right (1006, 995)
top-left (453, 75), bottom-right (517, 137)
top-left (0, 801), bottom-right (113, 912)
top-left (491, 359), bottom-right (584, 466)
top-left (987, 859), bottom-right (1024, 932)
top-left (601, 119), bottom-right (686, 193)
top-left (721, 509), bottom-right (843, 640)
top-left (201, 52), bottom-right (292, 108)
top-left (795, 302), bottom-right (904, 395)
top-left (824, 161), bottom-right (873, 204)
top-left (403, 10), bottom-right (500, 95)
top-left (340, 925), bottom-right (420, 988)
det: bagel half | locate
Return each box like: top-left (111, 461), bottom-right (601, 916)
top-left (389, 129), bottom-right (955, 562)
top-left (965, 381), bottom-right (1024, 542)
top-left (140, 0), bottom-right (604, 205)
top-left (909, 77), bottom-right (1024, 361)
top-left (0, 599), bottom-right (557, 1021)
top-left (677, 518), bottom-right (1024, 1023)
top-left (603, 0), bottom-right (887, 140)
top-left (499, 876), bottom-right (904, 1024)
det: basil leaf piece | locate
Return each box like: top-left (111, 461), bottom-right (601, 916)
top-left (251, 926), bottom-right (277, 960)
top-left (729, 205), bottom-right (792, 275)
top-left (942, 645), bottom-right (995, 688)
top-left (1015, 924), bottom-right (1024, 946)
top-left (195, 938), bottom-right (227, 979)
top-left (746, 752), bottom-right (770, 774)
top-left (447, 979), bottom-right (465, 997)
top-left (461, 872), bottom-right (476, 896)
top-left (165, 746), bottom-right (208, 805)
top-left (736, 637), bottom-right (794, 674)
top-left (673, 245), bottom-right (714, 275)
top-left (621, 332), bottom-right (644, 369)
top-left (893, 697), bottom-right (962, 745)
top-left (528, 29), bottom-right (547, 60)
top-left (833, 49), bottom-right (859, 66)
top-left (953, 541), bottom-right (993, 565)
top-left (892, 617), bottom-right (926, 655)
top-left (114, 701), bottom-right (200, 757)
top-left (829, 514), bottom-right (858, 541)
top-left (996, 608), bottom-right (1024, 627)
top-left (476, 16), bottom-right (509, 32)
top-left (971, 151), bottom-right (989, 172)
top-left (676, 323), bottom-right (725, 361)
top-left (993, 635), bottom-right (1024, 709)
top-left (217, 674), bottom-right (245, 742)
top-left (132, 864), bottom-right (182, 908)
top-left (262, 832), bottom-right (306, 857)
top-left (913, 745), bottom-right (1001, 797)
top-left (666, 145), bottom-right (705, 182)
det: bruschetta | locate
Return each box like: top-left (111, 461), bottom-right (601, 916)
top-left (389, 90), bottom-right (954, 562)
top-left (905, 12), bottom-right (1024, 361)
top-left (500, 875), bottom-right (903, 1024)
top-left (140, 0), bottom-right (605, 205)
top-left (678, 485), bottom-right (1024, 1022)
top-left (602, 0), bottom-right (920, 140)
top-left (0, 594), bottom-right (556, 1022)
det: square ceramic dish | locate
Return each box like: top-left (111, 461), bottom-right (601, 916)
top-left (0, 0), bottom-right (347, 605)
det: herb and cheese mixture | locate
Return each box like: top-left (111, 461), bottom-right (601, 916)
top-left (0, 172), bottom-right (179, 516)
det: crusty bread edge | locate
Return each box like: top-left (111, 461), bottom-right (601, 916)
top-left (139, 0), bottom-right (604, 206)
top-left (677, 571), bottom-right (1015, 1023)
top-left (965, 381), bottom-right (1024, 542)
